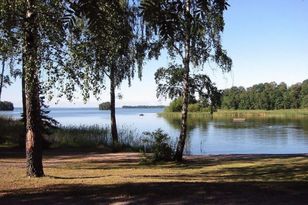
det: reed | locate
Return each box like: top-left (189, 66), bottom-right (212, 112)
top-left (0, 117), bottom-right (146, 151)
top-left (159, 109), bottom-right (308, 120)
top-left (0, 117), bottom-right (23, 145)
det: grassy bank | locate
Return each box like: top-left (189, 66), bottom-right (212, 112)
top-left (0, 150), bottom-right (308, 204)
top-left (0, 117), bottom-right (144, 151)
top-left (159, 108), bottom-right (308, 120)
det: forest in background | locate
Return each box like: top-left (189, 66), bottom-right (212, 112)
top-left (221, 79), bottom-right (308, 110)
top-left (165, 79), bottom-right (308, 112)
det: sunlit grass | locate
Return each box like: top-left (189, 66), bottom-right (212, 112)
top-left (1, 152), bottom-right (308, 194)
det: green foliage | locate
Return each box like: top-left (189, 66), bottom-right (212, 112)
top-left (221, 80), bottom-right (308, 110)
top-left (65, 0), bottom-right (145, 101)
top-left (142, 129), bottom-right (174, 162)
top-left (155, 64), bottom-right (221, 112)
top-left (0, 116), bottom-right (145, 150)
top-left (0, 0), bottom-right (68, 99)
top-left (188, 103), bottom-right (202, 112)
top-left (140, 0), bottom-right (232, 70)
top-left (99, 102), bottom-right (111, 110)
top-left (0, 117), bottom-right (23, 144)
top-left (165, 99), bottom-right (209, 113)
top-left (49, 125), bottom-right (109, 148)
top-left (165, 97), bottom-right (183, 112)
top-left (0, 101), bottom-right (14, 111)
top-left (141, 0), bottom-right (232, 160)
top-left (302, 95), bottom-right (308, 108)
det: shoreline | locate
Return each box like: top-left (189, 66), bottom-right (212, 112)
top-left (1, 145), bottom-right (308, 158)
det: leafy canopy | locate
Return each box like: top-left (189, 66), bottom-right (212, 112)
top-left (140, 0), bottom-right (232, 70)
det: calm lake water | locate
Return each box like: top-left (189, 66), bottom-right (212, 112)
top-left (1, 107), bottom-right (308, 155)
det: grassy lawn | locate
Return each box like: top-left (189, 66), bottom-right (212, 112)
top-left (1, 148), bottom-right (308, 204)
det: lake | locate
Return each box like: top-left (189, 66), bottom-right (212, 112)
top-left (1, 107), bottom-right (308, 155)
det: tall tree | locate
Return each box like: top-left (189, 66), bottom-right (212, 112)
top-left (1, 0), bottom-right (67, 177)
top-left (141, 0), bottom-right (232, 161)
top-left (23, 0), bottom-right (44, 176)
top-left (66, 0), bottom-right (144, 149)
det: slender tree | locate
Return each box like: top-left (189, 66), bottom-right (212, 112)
top-left (141, 0), bottom-right (232, 161)
top-left (0, 57), bottom-right (7, 101)
top-left (66, 0), bottom-right (144, 149)
top-left (155, 64), bottom-right (221, 113)
top-left (0, 56), bottom-right (5, 101)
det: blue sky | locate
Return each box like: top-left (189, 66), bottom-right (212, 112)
top-left (2, 0), bottom-right (308, 107)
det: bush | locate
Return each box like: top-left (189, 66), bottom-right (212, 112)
top-left (165, 97), bottom-right (183, 112)
top-left (0, 101), bottom-right (14, 111)
top-left (165, 99), bottom-right (208, 113)
top-left (188, 103), bottom-right (202, 112)
top-left (142, 129), bottom-right (174, 162)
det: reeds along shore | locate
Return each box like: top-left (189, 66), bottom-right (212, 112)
top-left (0, 117), bottom-right (144, 150)
top-left (159, 109), bottom-right (308, 120)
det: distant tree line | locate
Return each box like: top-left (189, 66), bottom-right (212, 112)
top-left (0, 101), bottom-right (14, 111)
top-left (122, 105), bottom-right (165, 109)
top-left (221, 80), bottom-right (308, 110)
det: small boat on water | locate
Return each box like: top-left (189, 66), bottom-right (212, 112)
top-left (233, 118), bottom-right (245, 122)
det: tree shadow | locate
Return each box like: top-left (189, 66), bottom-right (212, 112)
top-left (1, 182), bottom-right (308, 205)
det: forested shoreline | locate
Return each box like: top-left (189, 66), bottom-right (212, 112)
top-left (163, 79), bottom-right (308, 113)
top-left (221, 79), bottom-right (308, 110)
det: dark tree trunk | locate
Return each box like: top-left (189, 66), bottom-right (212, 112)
top-left (24, 0), bottom-right (44, 177)
top-left (175, 0), bottom-right (191, 162)
top-left (22, 54), bottom-right (27, 132)
top-left (0, 58), bottom-right (5, 101)
top-left (110, 67), bottom-right (119, 150)
top-left (18, 54), bottom-right (27, 148)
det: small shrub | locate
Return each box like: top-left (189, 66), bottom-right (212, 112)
top-left (188, 103), bottom-right (202, 112)
top-left (142, 129), bottom-right (174, 162)
top-left (165, 97), bottom-right (183, 112)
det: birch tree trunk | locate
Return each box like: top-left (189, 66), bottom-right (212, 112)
top-left (175, 0), bottom-right (191, 161)
top-left (24, 0), bottom-right (44, 177)
top-left (110, 67), bottom-right (119, 150)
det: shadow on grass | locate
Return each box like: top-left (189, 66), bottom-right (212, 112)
top-left (0, 146), bottom-right (111, 159)
top-left (1, 182), bottom-right (308, 205)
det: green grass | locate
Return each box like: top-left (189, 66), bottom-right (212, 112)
top-left (0, 117), bottom-right (23, 145)
top-left (48, 125), bottom-right (110, 148)
top-left (0, 150), bottom-right (308, 204)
